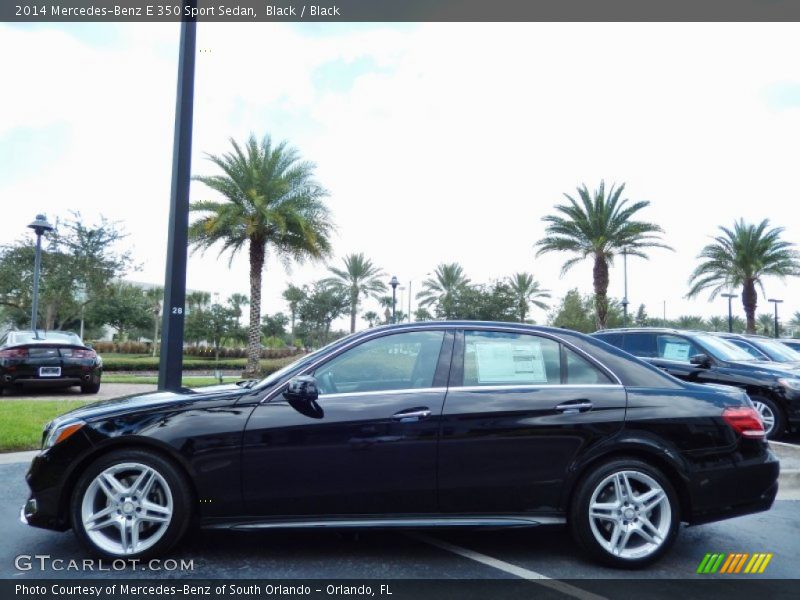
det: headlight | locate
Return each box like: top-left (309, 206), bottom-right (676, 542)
top-left (777, 377), bottom-right (800, 391)
top-left (43, 420), bottom-right (86, 450)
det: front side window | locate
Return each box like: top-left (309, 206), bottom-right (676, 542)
top-left (314, 330), bottom-right (445, 395)
top-left (463, 331), bottom-right (611, 386)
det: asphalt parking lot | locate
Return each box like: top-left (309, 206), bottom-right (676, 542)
top-left (1, 462), bottom-right (797, 588)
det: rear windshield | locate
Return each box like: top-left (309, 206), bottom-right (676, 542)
top-left (10, 331), bottom-right (82, 345)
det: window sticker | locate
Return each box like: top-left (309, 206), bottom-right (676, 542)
top-left (662, 342), bottom-right (691, 361)
top-left (474, 341), bottom-right (547, 383)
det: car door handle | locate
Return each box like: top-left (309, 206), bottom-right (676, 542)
top-left (555, 401), bottom-right (593, 414)
top-left (392, 408), bottom-right (432, 422)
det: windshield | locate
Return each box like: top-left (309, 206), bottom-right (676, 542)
top-left (253, 332), bottom-right (361, 389)
top-left (751, 338), bottom-right (800, 362)
top-left (695, 334), bottom-right (757, 361)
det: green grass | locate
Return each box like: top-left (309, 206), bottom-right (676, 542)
top-left (103, 375), bottom-right (242, 386)
top-left (0, 400), bottom-right (92, 452)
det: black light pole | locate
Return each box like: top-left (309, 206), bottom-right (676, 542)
top-left (768, 298), bottom-right (783, 338)
top-left (621, 248), bottom-right (629, 326)
top-left (721, 293), bottom-right (737, 333)
top-left (159, 5), bottom-right (197, 391)
top-left (390, 276), bottom-right (399, 324)
top-left (27, 214), bottom-right (54, 335)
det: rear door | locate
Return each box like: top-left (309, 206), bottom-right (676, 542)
top-left (437, 329), bottom-right (627, 513)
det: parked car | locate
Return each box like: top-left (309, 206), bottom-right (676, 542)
top-left (592, 327), bottom-right (800, 439)
top-left (780, 339), bottom-right (800, 353)
top-left (711, 332), bottom-right (800, 366)
top-left (22, 322), bottom-right (777, 568)
top-left (0, 330), bottom-right (102, 395)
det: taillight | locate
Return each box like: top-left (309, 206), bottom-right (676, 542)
top-left (0, 347), bottom-right (28, 358)
top-left (71, 349), bottom-right (96, 359)
top-left (722, 407), bottom-right (766, 440)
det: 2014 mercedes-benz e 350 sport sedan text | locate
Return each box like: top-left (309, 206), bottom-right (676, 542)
top-left (21, 322), bottom-right (779, 568)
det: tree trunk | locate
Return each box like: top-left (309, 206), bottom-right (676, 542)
top-left (519, 301), bottom-right (527, 323)
top-left (246, 238), bottom-right (265, 377)
top-left (742, 278), bottom-right (757, 334)
top-left (593, 253), bottom-right (610, 330)
top-left (349, 290), bottom-right (358, 333)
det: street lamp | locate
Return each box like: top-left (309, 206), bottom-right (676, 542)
top-left (621, 248), bottom-right (629, 326)
top-left (389, 276), bottom-right (399, 324)
top-left (27, 214), bottom-right (54, 335)
top-left (74, 282), bottom-right (88, 340)
top-left (768, 298), bottom-right (783, 338)
top-left (721, 293), bottom-right (737, 333)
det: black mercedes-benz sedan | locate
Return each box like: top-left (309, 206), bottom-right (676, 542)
top-left (22, 322), bottom-right (778, 568)
top-left (0, 330), bottom-right (102, 394)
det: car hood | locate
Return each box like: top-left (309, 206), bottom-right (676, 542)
top-left (50, 383), bottom-right (248, 425)
top-left (727, 360), bottom-right (800, 378)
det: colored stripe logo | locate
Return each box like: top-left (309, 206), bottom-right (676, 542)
top-left (696, 553), bottom-right (773, 574)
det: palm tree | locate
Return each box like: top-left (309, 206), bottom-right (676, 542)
top-left (708, 316), bottom-right (727, 332)
top-left (321, 253), bottom-right (386, 333)
top-left (362, 311), bottom-right (379, 328)
top-left (227, 293), bottom-right (249, 326)
top-left (189, 134), bottom-right (333, 376)
top-left (416, 263), bottom-right (470, 319)
top-left (757, 313), bottom-right (774, 336)
top-left (535, 181), bottom-right (670, 330)
top-left (507, 272), bottom-right (550, 322)
top-left (677, 315), bottom-right (707, 330)
top-left (282, 284), bottom-right (305, 339)
top-left (144, 286), bottom-right (163, 357)
top-left (687, 219), bottom-right (800, 334)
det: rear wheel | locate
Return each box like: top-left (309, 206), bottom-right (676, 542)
top-left (570, 458), bottom-right (680, 568)
top-left (70, 449), bottom-right (192, 559)
top-left (80, 382), bottom-right (101, 394)
top-left (749, 395), bottom-right (785, 440)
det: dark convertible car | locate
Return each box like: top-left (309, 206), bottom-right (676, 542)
top-left (22, 322), bottom-right (778, 568)
top-left (0, 330), bottom-right (102, 394)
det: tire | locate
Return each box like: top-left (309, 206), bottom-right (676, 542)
top-left (749, 394), bottom-right (785, 440)
top-left (70, 449), bottom-right (192, 559)
top-left (80, 381), bottom-right (101, 394)
top-left (569, 457), bottom-right (680, 569)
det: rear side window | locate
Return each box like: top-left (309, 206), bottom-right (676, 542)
top-left (656, 334), bottom-right (701, 362)
top-left (622, 333), bottom-right (657, 357)
top-left (463, 331), bottom-right (612, 386)
top-left (565, 347), bottom-right (613, 384)
top-left (595, 333), bottom-right (623, 348)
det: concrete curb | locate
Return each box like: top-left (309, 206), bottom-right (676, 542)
top-left (0, 450), bottom-right (38, 465)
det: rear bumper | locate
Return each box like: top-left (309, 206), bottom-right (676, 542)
top-left (687, 447), bottom-right (780, 525)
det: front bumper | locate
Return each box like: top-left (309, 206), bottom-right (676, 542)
top-left (22, 430), bottom-right (95, 532)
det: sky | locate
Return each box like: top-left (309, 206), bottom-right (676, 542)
top-left (2, 22), bottom-right (800, 331)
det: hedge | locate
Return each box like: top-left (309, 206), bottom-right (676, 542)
top-left (102, 356), bottom-right (298, 373)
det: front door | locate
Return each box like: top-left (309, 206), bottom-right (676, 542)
top-left (242, 329), bottom-right (452, 516)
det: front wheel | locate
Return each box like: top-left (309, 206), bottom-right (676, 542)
top-left (570, 458), bottom-right (680, 568)
top-left (749, 395), bottom-right (785, 440)
top-left (70, 449), bottom-right (192, 559)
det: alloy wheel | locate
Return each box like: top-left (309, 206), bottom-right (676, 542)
top-left (80, 462), bottom-right (173, 556)
top-left (587, 470), bottom-right (671, 560)
top-left (751, 400), bottom-right (775, 436)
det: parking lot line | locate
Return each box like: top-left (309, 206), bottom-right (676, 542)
top-left (408, 533), bottom-right (607, 600)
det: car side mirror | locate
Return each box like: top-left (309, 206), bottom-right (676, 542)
top-left (689, 353), bottom-right (712, 368)
top-left (283, 376), bottom-right (324, 419)
top-left (284, 375), bottom-right (319, 403)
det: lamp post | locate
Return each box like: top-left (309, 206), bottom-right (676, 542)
top-left (768, 298), bottom-right (783, 338)
top-left (74, 282), bottom-right (88, 341)
top-left (27, 214), bottom-right (54, 335)
top-left (621, 248), bottom-right (629, 326)
top-left (408, 280), bottom-right (412, 323)
top-left (390, 276), bottom-right (399, 324)
top-left (721, 293), bottom-right (737, 333)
